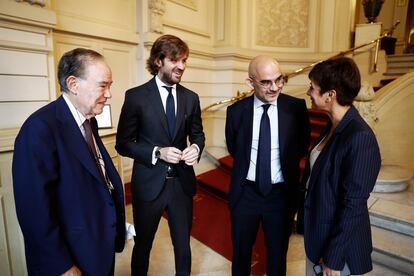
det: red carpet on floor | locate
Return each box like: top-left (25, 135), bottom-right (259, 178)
top-left (191, 187), bottom-right (267, 276)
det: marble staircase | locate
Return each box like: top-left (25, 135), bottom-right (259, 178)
top-left (384, 53), bottom-right (414, 76)
top-left (369, 180), bottom-right (414, 275)
top-left (199, 146), bottom-right (414, 275)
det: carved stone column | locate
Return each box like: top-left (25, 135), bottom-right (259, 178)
top-left (354, 81), bottom-right (377, 127)
top-left (149, 0), bottom-right (166, 34)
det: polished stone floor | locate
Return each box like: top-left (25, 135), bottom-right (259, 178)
top-left (114, 204), bottom-right (408, 276)
top-left (114, 150), bottom-right (411, 275)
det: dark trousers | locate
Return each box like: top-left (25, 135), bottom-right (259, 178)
top-left (231, 183), bottom-right (293, 276)
top-left (131, 177), bottom-right (193, 276)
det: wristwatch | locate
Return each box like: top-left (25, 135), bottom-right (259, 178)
top-left (155, 147), bottom-right (161, 159)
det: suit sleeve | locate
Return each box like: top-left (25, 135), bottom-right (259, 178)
top-left (323, 130), bottom-right (381, 270)
top-left (188, 95), bottom-right (205, 156)
top-left (225, 106), bottom-right (235, 157)
top-left (12, 119), bottom-right (73, 275)
top-left (116, 91), bottom-right (154, 167)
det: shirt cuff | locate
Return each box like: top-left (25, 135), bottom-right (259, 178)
top-left (191, 144), bottom-right (200, 153)
top-left (151, 146), bottom-right (159, 165)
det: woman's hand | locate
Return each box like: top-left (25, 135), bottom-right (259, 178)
top-left (322, 265), bottom-right (340, 276)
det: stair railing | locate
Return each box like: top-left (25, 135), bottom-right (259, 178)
top-left (201, 21), bottom-right (400, 113)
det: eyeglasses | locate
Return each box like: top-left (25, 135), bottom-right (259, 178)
top-left (251, 75), bottom-right (285, 89)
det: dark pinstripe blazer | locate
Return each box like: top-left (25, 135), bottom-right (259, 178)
top-left (303, 106), bottom-right (381, 274)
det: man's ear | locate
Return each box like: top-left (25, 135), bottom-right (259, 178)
top-left (245, 78), bottom-right (254, 90)
top-left (154, 58), bottom-right (162, 68)
top-left (66, 76), bottom-right (78, 95)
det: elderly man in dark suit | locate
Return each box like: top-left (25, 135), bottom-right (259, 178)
top-left (225, 55), bottom-right (310, 276)
top-left (12, 48), bottom-right (125, 276)
top-left (116, 34), bottom-right (205, 276)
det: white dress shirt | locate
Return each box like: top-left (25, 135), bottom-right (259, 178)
top-left (62, 93), bottom-right (108, 180)
top-left (151, 76), bottom-right (199, 165)
top-left (246, 95), bottom-right (284, 184)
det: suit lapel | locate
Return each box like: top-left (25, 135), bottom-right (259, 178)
top-left (145, 78), bottom-right (170, 138)
top-left (243, 97), bottom-right (254, 163)
top-left (277, 95), bottom-right (288, 161)
top-left (174, 84), bottom-right (186, 142)
top-left (55, 97), bottom-right (104, 184)
top-left (307, 106), bottom-right (357, 192)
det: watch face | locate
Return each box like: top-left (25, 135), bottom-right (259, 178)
top-left (155, 150), bottom-right (161, 158)
top-left (313, 264), bottom-right (323, 275)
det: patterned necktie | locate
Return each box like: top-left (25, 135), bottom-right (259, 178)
top-left (256, 104), bottom-right (272, 196)
top-left (164, 86), bottom-right (176, 139)
top-left (83, 119), bottom-right (113, 193)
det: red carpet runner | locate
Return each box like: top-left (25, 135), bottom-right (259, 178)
top-left (124, 109), bottom-right (329, 275)
top-left (191, 187), bottom-right (267, 276)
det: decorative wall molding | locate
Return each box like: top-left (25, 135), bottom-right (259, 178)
top-left (255, 0), bottom-right (309, 48)
top-left (15, 0), bottom-right (45, 7)
top-left (169, 0), bottom-right (198, 11)
top-left (149, 0), bottom-right (166, 34)
top-left (0, 0), bottom-right (56, 28)
top-left (163, 20), bottom-right (210, 38)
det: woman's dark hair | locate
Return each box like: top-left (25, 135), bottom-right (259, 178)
top-left (57, 48), bottom-right (103, 93)
top-left (308, 57), bottom-right (361, 106)
top-left (146, 34), bottom-right (189, 75)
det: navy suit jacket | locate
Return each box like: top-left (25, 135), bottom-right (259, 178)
top-left (225, 94), bottom-right (310, 210)
top-left (116, 77), bottom-right (205, 201)
top-left (12, 96), bottom-right (125, 276)
top-left (303, 106), bottom-right (381, 274)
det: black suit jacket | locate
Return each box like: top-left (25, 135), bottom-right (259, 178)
top-left (13, 96), bottom-right (125, 276)
top-left (302, 106), bottom-right (381, 274)
top-left (225, 94), bottom-right (310, 209)
top-left (116, 77), bottom-right (205, 201)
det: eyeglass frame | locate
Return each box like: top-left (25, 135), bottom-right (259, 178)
top-left (250, 74), bottom-right (286, 89)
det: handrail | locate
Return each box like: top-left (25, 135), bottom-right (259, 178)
top-left (201, 21), bottom-right (400, 113)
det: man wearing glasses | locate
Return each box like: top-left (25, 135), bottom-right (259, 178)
top-left (225, 55), bottom-right (310, 276)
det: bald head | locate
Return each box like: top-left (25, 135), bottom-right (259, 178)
top-left (248, 55), bottom-right (280, 78)
top-left (246, 55), bottom-right (284, 103)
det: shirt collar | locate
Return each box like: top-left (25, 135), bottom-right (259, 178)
top-left (253, 94), bottom-right (277, 109)
top-left (62, 92), bottom-right (87, 128)
top-left (155, 75), bottom-right (177, 92)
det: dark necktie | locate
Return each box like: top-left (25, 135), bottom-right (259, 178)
top-left (83, 119), bottom-right (113, 192)
top-left (164, 86), bottom-right (176, 139)
top-left (256, 104), bottom-right (272, 196)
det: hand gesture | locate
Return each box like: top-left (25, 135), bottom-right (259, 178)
top-left (159, 147), bottom-right (182, 164)
top-left (181, 144), bottom-right (199, 166)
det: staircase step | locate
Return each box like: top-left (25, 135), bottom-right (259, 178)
top-left (383, 71), bottom-right (406, 76)
top-left (380, 78), bottom-right (396, 86)
top-left (309, 118), bottom-right (328, 128)
top-left (373, 165), bottom-right (412, 193)
top-left (385, 68), bottom-right (412, 75)
top-left (218, 155), bottom-right (233, 173)
top-left (197, 167), bottom-right (230, 200)
top-left (369, 197), bottom-right (414, 237)
top-left (387, 61), bottom-right (414, 68)
top-left (387, 53), bottom-right (414, 62)
top-left (203, 146), bottom-right (229, 166)
top-left (371, 226), bottom-right (414, 275)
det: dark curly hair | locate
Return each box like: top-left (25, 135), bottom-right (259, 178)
top-left (146, 34), bottom-right (189, 75)
top-left (57, 48), bottom-right (104, 93)
top-left (309, 57), bottom-right (361, 106)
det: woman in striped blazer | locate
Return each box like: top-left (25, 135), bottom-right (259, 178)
top-left (302, 57), bottom-right (381, 276)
